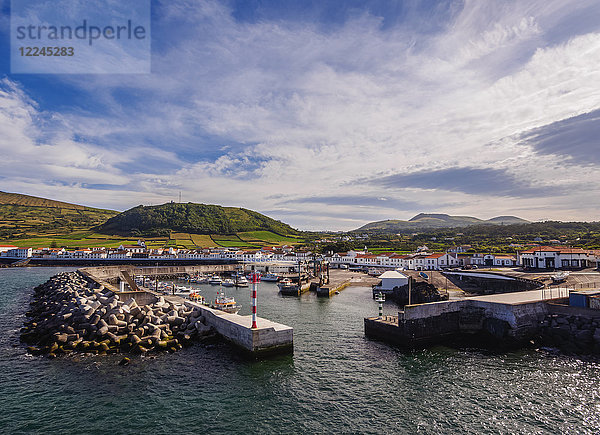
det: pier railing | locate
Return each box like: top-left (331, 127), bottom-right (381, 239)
top-left (542, 282), bottom-right (600, 300)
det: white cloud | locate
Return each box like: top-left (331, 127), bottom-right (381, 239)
top-left (3, 0), bottom-right (600, 230)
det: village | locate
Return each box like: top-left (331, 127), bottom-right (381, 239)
top-left (1, 241), bottom-right (599, 271)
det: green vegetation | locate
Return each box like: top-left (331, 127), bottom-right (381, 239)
top-left (96, 202), bottom-right (298, 237)
top-left (0, 191), bottom-right (118, 240)
top-left (238, 230), bottom-right (301, 245)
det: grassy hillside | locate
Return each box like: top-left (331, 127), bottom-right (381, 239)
top-left (96, 202), bottom-right (298, 237)
top-left (356, 213), bottom-right (529, 232)
top-left (0, 191), bottom-right (118, 239)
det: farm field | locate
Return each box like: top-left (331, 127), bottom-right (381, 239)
top-left (237, 231), bottom-right (301, 245)
top-left (1, 230), bottom-right (304, 250)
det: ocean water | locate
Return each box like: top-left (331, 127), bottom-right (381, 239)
top-left (1, 267), bottom-right (600, 434)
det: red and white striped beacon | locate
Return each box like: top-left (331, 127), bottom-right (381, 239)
top-left (250, 272), bottom-right (259, 328)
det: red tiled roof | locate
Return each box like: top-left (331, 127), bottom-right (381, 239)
top-left (520, 246), bottom-right (589, 255)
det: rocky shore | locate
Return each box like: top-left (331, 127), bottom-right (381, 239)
top-left (21, 271), bottom-right (215, 358)
top-left (540, 312), bottom-right (600, 354)
top-left (391, 281), bottom-right (447, 305)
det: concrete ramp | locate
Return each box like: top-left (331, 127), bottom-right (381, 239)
top-left (120, 270), bottom-right (139, 291)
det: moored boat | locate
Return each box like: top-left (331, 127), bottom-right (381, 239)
top-left (261, 273), bottom-right (279, 282)
top-left (211, 290), bottom-right (241, 314)
top-left (222, 278), bottom-right (235, 287)
top-left (278, 278), bottom-right (299, 295)
top-left (209, 275), bottom-right (222, 285)
top-left (188, 291), bottom-right (205, 304)
top-left (551, 271), bottom-right (570, 283)
top-left (235, 276), bottom-right (249, 287)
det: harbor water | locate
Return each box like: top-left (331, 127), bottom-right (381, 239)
top-left (1, 267), bottom-right (600, 433)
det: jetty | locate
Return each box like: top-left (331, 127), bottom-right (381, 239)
top-left (364, 287), bottom-right (600, 352)
top-left (22, 266), bottom-right (293, 358)
top-left (83, 265), bottom-right (294, 356)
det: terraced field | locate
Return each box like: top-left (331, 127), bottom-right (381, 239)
top-left (237, 231), bottom-right (301, 245)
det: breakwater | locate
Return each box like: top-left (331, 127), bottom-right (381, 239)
top-left (20, 271), bottom-right (216, 358)
top-left (20, 267), bottom-right (293, 358)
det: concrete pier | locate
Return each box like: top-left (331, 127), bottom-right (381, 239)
top-left (312, 269), bottom-right (379, 298)
top-left (365, 289), bottom-right (570, 347)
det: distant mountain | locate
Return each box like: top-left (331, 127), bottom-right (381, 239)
top-left (96, 202), bottom-right (298, 237)
top-left (0, 191), bottom-right (118, 238)
top-left (355, 213), bottom-right (530, 232)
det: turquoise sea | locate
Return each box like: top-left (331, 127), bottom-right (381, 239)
top-left (1, 267), bottom-right (600, 434)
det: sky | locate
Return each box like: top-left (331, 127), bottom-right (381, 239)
top-left (0, 0), bottom-right (599, 231)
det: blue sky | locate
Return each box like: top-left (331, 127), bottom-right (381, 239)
top-left (1, 0), bottom-right (599, 230)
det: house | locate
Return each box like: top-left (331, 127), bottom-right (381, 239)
top-left (2, 247), bottom-right (33, 258)
top-left (519, 246), bottom-right (593, 269)
top-left (493, 255), bottom-right (517, 267)
top-left (423, 252), bottom-right (458, 270)
top-left (0, 244), bottom-right (18, 253)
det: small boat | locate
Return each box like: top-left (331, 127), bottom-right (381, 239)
top-left (419, 272), bottom-right (429, 280)
top-left (278, 278), bottom-right (299, 295)
top-left (551, 271), bottom-right (570, 283)
top-left (188, 292), bottom-right (205, 304)
top-left (209, 275), bottom-right (222, 285)
top-left (176, 285), bottom-right (191, 292)
top-left (261, 273), bottom-right (279, 282)
top-left (235, 276), bottom-right (249, 287)
top-left (222, 279), bottom-right (235, 287)
top-left (211, 290), bottom-right (240, 314)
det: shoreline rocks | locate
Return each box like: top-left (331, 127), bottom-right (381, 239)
top-left (21, 271), bottom-right (216, 358)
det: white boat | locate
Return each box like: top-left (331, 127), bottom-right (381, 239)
top-left (235, 276), bottom-right (249, 287)
top-left (188, 291), bottom-right (205, 304)
top-left (278, 278), bottom-right (299, 295)
top-left (222, 279), bottom-right (235, 287)
top-left (261, 273), bottom-right (279, 282)
top-left (551, 271), bottom-right (570, 283)
top-left (210, 290), bottom-right (241, 314)
top-left (209, 275), bottom-right (222, 285)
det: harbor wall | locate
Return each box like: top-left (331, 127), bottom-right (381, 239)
top-left (183, 301), bottom-right (293, 355)
top-left (367, 298), bottom-right (550, 347)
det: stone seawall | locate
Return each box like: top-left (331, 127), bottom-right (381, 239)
top-left (366, 296), bottom-right (553, 348)
top-left (539, 303), bottom-right (600, 354)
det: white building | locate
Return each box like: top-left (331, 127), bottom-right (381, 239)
top-left (374, 271), bottom-right (409, 291)
top-left (519, 246), bottom-right (593, 269)
top-left (2, 247), bottom-right (33, 258)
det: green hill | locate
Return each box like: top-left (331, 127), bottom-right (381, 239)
top-left (0, 191), bottom-right (118, 239)
top-left (355, 213), bottom-right (529, 232)
top-left (96, 202), bottom-right (299, 237)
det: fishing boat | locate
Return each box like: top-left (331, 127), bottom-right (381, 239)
top-left (235, 276), bottom-right (249, 287)
top-left (211, 290), bottom-right (240, 314)
top-left (278, 278), bottom-right (299, 295)
top-left (551, 271), bottom-right (570, 283)
top-left (209, 275), bottom-right (222, 285)
top-left (188, 292), bottom-right (205, 304)
top-left (261, 273), bottom-right (279, 282)
top-left (222, 278), bottom-right (235, 287)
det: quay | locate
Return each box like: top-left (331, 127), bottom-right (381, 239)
top-left (81, 266), bottom-right (293, 356)
top-left (364, 287), bottom-right (600, 352)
